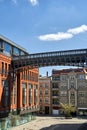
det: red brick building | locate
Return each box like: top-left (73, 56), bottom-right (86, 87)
top-left (0, 35), bottom-right (39, 118)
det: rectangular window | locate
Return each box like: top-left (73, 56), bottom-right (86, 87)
top-left (2, 79), bottom-right (8, 87)
top-left (28, 84), bottom-right (33, 89)
top-left (34, 84), bottom-right (37, 89)
top-left (61, 75), bottom-right (67, 81)
top-left (45, 98), bottom-right (49, 103)
top-left (0, 41), bottom-right (3, 48)
top-left (4, 42), bottom-right (12, 56)
top-left (34, 89), bottom-right (38, 104)
top-left (5, 63), bottom-right (7, 75)
top-left (2, 62), bottom-right (4, 74)
top-left (52, 76), bottom-right (60, 80)
top-left (14, 87), bottom-right (16, 104)
top-left (29, 89), bottom-right (32, 104)
top-left (28, 84), bottom-right (33, 105)
top-left (52, 99), bottom-right (59, 104)
top-left (14, 97), bottom-right (16, 104)
top-left (40, 106), bottom-right (42, 111)
top-left (71, 83), bottom-right (74, 88)
top-left (45, 90), bottom-right (49, 95)
top-left (52, 83), bottom-right (59, 88)
top-left (22, 83), bottom-right (27, 106)
top-left (22, 88), bottom-right (27, 105)
top-left (40, 90), bottom-right (42, 95)
top-left (52, 91), bottom-right (59, 96)
top-left (79, 75), bottom-right (85, 79)
top-left (2, 80), bottom-right (5, 86)
top-left (40, 84), bottom-right (43, 88)
top-left (70, 92), bottom-right (75, 97)
top-left (60, 91), bottom-right (67, 96)
top-left (2, 80), bottom-right (9, 107)
top-left (14, 87), bottom-right (16, 96)
top-left (78, 92), bottom-right (85, 97)
top-left (79, 99), bottom-right (86, 104)
top-left (13, 47), bottom-right (19, 56)
top-left (45, 83), bottom-right (49, 88)
top-left (22, 82), bottom-right (27, 88)
top-left (20, 51), bottom-right (25, 56)
top-left (40, 99), bottom-right (42, 103)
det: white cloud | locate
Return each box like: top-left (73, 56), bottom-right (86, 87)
top-left (38, 32), bottom-right (73, 41)
top-left (67, 25), bottom-right (87, 35)
top-left (38, 25), bottom-right (87, 41)
top-left (28, 0), bottom-right (38, 6)
top-left (11, 0), bottom-right (17, 4)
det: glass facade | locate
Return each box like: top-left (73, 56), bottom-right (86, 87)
top-left (0, 40), bottom-right (3, 51)
top-left (13, 47), bottom-right (19, 56)
top-left (0, 37), bottom-right (28, 57)
top-left (4, 42), bottom-right (12, 56)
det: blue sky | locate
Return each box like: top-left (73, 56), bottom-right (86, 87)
top-left (0, 0), bottom-right (87, 76)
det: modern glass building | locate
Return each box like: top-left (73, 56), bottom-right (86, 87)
top-left (0, 35), bottom-right (28, 56)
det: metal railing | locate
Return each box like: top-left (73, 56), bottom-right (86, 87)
top-left (12, 48), bottom-right (87, 68)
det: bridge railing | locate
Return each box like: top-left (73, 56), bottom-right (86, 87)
top-left (12, 49), bottom-right (87, 61)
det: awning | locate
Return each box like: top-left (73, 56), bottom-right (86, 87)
top-left (78, 108), bottom-right (87, 110)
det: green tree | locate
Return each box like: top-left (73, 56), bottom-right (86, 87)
top-left (60, 103), bottom-right (76, 118)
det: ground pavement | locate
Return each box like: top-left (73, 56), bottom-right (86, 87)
top-left (10, 116), bottom-right (87, 130)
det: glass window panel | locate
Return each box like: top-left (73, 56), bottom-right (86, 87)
top-left (28, 84), bottom-right (33, 89)
top-left (20, 51), bottom-right (25, 55)
top-left (2, 79), bottom-right (8, 87)
top-left (79, 75), bottom-right (85, 79)
top-left (4, 42), bottom-right (12, 55)
top-left (13, 47), bottom-right (19, 56)
top-left (22, 82), bottom-right (27, 88)
top-left (0, 41), bottom-right (3, 48)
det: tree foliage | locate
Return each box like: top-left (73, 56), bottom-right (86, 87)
top-left (60, 103), bottom-right (76, 117)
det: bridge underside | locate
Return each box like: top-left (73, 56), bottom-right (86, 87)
top-left (12, 48), bottom-right (87, 69)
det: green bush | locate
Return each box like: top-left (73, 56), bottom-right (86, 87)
top-left (10, 115), bottom-right (20, 126)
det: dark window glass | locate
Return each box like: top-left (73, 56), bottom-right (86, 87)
top-left (4, 42), bottom-right (12, 55)
top-left (71, 83), bottom-right (74, 88)
top-left (0, 41), bottom-right (3, 51)
top-left (13, 47), bottom-right (19, 56)
top-left (20, 51), bottom-right (25, 55)
top-left (2, 79), bottom-right (9, 107)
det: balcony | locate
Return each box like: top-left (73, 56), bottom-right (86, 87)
top-left (52, 94), bottom-right (59, 98)
top-left (52, 86), bottom-right (59, 90)
top-left (52, 103), bottom-right (60, 106)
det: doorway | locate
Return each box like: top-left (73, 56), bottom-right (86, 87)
top-left (45, 106), bottom-right (49, 114)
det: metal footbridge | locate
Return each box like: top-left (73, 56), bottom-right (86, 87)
top-left (12, 48), bottom-right (87, 69)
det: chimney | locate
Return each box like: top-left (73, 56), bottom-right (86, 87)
top-left (46, 71), bottom-right (48, 77)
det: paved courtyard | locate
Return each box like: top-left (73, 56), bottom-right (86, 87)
top-left (10, 116), bottom-right (87, 130)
